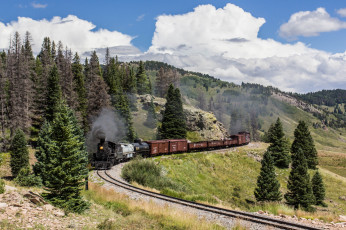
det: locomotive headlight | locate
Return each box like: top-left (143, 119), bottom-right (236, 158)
top-left (100, 146), bottom-right (103, 150)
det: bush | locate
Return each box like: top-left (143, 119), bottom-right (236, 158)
top-left (121, 157), bottom-right (182, 191)
top-left (14, 167), bottom-right (42, 187)
top-left (0, 179), bottom-right (5, 194)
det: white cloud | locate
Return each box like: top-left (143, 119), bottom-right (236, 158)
top-left (132, 4), bottom-right (346, 93)
top-left (279, 7), bottom-right (346, 40)
top-left (31, 2), bottom-right (48, 9)
top-left (0, 15), bottom-right (135, 55)
top-left (337, 8), bottom-right (346, 17)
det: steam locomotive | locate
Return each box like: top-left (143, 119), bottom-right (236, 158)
top-left (92, 132), bottom-right (250, 169)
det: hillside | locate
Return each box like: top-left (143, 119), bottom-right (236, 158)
top-left (132, 61), bottom-right (346, 178)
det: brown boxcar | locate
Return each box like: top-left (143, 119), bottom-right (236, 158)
top-left (223, 139), bottom-right (233, 146)
top-left (188, 141), bottom-right (208, 151)
top-left (230, 135), bottom-right (240, 145)
top-left (168, 139), bottom-right (188, 153)
top-left (208, 140), bottom-right (224, 148)
top-left (145, 140), bottom-right (169, 155)
top-left (238, 132), bottom-right (251, 144)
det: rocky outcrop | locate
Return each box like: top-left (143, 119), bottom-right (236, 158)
top-left (138, 94), bottom-right (228, 140)
top-left (272, 92), bottom-right (322, 114)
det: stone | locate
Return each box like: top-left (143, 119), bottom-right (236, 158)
top-left (0, 203), bottom-right (8, 208)
top-left (257, 210), bottom-right (264, 214)
top-left (5, 185), bottom-right (17, 191)
top-left (339, 196), bottom-right (346, 201)
top-left (339, 215), bottom-right (346, 222)
top-left (43, 204), bottom-right (54, 211)
top-left (53, 210), bottom-right (65, 217)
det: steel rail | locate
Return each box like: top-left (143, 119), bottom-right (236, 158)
top-left (97, 170), bottom-right (322, 230)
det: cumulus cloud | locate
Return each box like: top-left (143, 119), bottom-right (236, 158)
top-left (279, 7), bottom-right (346, 40)
top-left (337, 8), bottom-right (346, 17)
top-left (130, 3), bottom-right (346, 93)
top-left (31, 2), bottom-right (48, 9)
top-left (0, 15), bottom-right (135, 55)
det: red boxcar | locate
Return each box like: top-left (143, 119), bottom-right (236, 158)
top-left (145, 140), bottom-right (169, 155)
top-left (188, 141), bottom-right (208, 151)
top-left (168, 139), bottom-right (188, 153)
top-left (208, 140), bottom-right (224, 148)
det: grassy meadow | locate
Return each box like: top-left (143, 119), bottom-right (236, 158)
top-left (123, 143), bottom-right (346, 222)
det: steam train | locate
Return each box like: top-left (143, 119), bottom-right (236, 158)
top-left (92, 132), bottom-right (250, 169)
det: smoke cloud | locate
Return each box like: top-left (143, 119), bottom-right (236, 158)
top-left (87, 108), bottom-right (126, 154)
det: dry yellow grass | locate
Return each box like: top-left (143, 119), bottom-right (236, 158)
top-left (87, 182), bottom-right (224, 230)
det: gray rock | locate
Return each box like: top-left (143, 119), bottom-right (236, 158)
top-left (0, 203), bottom-right (8, 208)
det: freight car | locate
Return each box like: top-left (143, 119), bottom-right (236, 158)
top-left (92, 132), bottom-right (250, 169)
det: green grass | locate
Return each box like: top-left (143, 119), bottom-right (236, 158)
top-left (124, 145), bottom-right (346, 220)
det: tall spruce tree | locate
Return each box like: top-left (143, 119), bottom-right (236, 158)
top-left (108, 58), bottom-right (135, 142)
top-left (254, 151), bottom-right (282, 202)
top-left (267, 118), bottom-right (291, 168)
top-left (45, 65), bottom-right (62, 121)
top-left (291, 121), bottom-right (318, 169)
top-left (41, 103), bottom-right (89, 213)
top-left (311, 170), bottom-right (326, 206)
top-left (33, 121), bottom-right (52, 184)
top-left (86, 51), bottom-right (110, 119)
top-left (71, 53), bottom-right (88, 132)
top-left (136, 61), bottom-right (149, 95)
top-left (10, 129), bottom-right (29, 177)
top-left (284, 148), bottom-right (315, 210)
top-left (159, 84), bottom-right (186, 139)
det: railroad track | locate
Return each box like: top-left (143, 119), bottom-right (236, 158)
top-left (97, 170), bottom-right (322, 230)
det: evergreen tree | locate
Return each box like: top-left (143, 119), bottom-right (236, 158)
top-left (160, 84), bottom-right (186, 139)
top-left (71, 53), bottom-right (88, 132)
top-left (10, 129), bottom-right (29, 177)
top-left (267, 118), bottom-right (291, 168)
top-left (291, 121), bottom-right (318, 169)
top-left (136, 61), bottom-right (149, 95)
top-left (41, 103), bottom-right (89, 213)
top-left (108, 58), bottom-right (135, 142)
top-left (86, 51), bottom-right (110, 119)
top-left (311, 170), bottom-right (326, 206)
top-left (254, 151), bottom-right (282, 202)
top-left (33, 121), bottom-right (52, 184)
top-left (284, 148), bottom-right (315, 210)
top-left (144, 96), bottom-right (157, 128)
top-left (45, 65), bottom-right (62, 121)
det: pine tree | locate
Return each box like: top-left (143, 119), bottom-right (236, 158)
top-left (86, 51), bottom-right (110, 119)
top-left (267, 118), bottom-right (291, 168)
top-left (33, 121), bottom-right (52, 184)
top-left (136, 61), bottom-right (149, 95)
top-left (41, 103), bottom-right (89, 213)
top-left (160, 84), bottom-right (186, 139)
top-left (144, 96), bottom-right (157, 128)
top-left (284, 148), bottom-right (315, 210)
top-left (45, 65), bottom-right (62, 121)
top-left (311, 170), bottom-right (326, 206)
top-left (291, 121), bottom-right (318, 169)
top-left (71, 53), bottom-right (88, 132)
top-left (108, 58), bottom-right (135, 142)
top-left (254, 151), bottom-right (282, 202)
top-left (10, 129), bottom-right (29, 177)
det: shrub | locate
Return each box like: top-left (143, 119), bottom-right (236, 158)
top-left (121, 157), bottom-right (182, 191)
top-left (14, 167), bottom-right (42, 187)
top-left (0, 179), bottom-right (5, 194)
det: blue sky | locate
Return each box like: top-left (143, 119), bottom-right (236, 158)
top-left (0, 0), bottom-right (346, 92)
